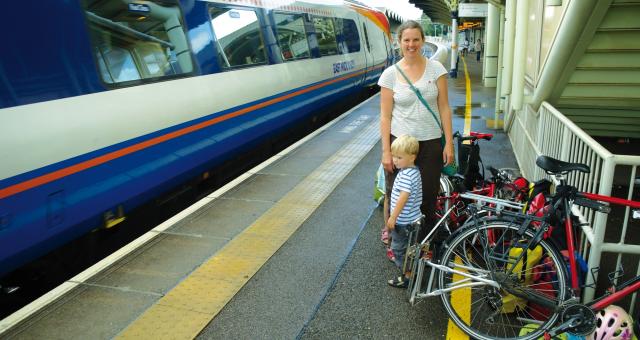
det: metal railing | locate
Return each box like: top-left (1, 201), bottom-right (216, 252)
top-left (508, 101), bottom-right (640, 312)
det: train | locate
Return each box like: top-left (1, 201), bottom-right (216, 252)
top-left (0, 0), bottom-right (393, 277)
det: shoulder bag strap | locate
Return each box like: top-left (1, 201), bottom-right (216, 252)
top-left (394, 64), bottom-right (444, 134)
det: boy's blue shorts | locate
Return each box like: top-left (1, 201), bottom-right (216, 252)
top-left (390, 224), bottom-right (410, 269)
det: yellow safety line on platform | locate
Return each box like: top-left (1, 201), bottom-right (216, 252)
top-left (446, 256), bottom-right (471, 340)
top-left (445, 56), bottom-right (472, 340)
top-left (117, 118), bottom-right (381, 340)
top-left (461, 56), bottom-right (472, 136)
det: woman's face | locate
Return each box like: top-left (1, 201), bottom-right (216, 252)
top-left (399, 28), bottom-right (424, 57)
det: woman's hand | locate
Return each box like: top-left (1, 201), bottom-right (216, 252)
top-left (443, 142), bottom-right (454, 166)
top-left (382, 150), bottom-right (394, 173)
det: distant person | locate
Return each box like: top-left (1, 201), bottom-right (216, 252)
top-left (385, 135), bottom-right (422, 288)
top-left (475, 39), bottom-right (482, 62)
top-left (462, 38), bottom-right (469, 56)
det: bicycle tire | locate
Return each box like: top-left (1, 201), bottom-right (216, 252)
top-left (437, 219), bottom-right (569, 340)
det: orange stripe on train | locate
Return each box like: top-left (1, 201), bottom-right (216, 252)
top-left (0, 65), bottom-right (385, 200)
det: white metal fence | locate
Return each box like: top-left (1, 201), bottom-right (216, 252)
top-left (509, 101), bottom-right (640, 312)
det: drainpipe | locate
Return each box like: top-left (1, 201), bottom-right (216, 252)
top-left (510, 0), bottom-right (529, 112)
top-left (500, 0), bottom-right (516, 132)
top-left (483, 3), bottom-right (500, 87)
top-left (500, 0), bottom-right (516, 98)
top-left (530, 0), bottom-right (605, 111)
top-left (494, 7), bottom-right (505, 129)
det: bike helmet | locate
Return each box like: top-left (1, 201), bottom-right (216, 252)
top-left (587, 305), bottom-right (634, 340)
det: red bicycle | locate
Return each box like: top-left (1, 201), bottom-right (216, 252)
top-left (435, 155), bottom-right (640, 340)
top-left (436, 131), bottom-right (529, 231)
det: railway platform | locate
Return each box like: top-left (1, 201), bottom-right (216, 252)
top-left (0, 55), bottom-right (519, 339)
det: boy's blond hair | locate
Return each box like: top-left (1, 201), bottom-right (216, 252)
top-left (391, 135), bottom-right (419, 155)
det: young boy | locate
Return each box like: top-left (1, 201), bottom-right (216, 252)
top-left (386, 135), bottom-right (422, 288)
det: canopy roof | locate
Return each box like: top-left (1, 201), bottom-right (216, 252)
top-left (410, 0), bottom-right (454, 24)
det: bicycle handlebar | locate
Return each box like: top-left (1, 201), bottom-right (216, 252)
top-left (486, 166), bottom-right (516, 183)
top-left (470, 131), bottom-right (494, 140)
top-left (487, 166), bottom-right (499, 177)
top-left (453, 131), bottom-right (493, 142)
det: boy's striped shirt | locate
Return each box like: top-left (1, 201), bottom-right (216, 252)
top-left (390, 166), bottom-right (422, 225)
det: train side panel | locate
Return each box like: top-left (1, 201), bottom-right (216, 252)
top-left (0, 0), bottom-right (391, 276)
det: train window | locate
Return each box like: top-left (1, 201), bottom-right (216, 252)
top-left (311, 17), bottom-right (338, 56)
top-left (274, 12), bottom-right (310, 61)
top-left (81, 0), bottom-right (194, 85)
top-left (210, 7), bottom-right (267, 69)
top-left (334, 18), bottom-right (360, 53)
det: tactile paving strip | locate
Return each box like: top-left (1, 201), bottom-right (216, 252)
top-left (117, 118), bottom-right (380, 339)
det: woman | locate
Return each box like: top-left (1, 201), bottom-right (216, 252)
top-left (378, 20), bottom-right (454, 259)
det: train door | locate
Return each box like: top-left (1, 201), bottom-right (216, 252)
top-left (381, 32), bottom-right (389, 64)
top-left (359, 20), bottom-right (372, 86)
top-left (382, 29), bottom-right (393, 66)
top-left (364, 19), bottom-right (391, 86)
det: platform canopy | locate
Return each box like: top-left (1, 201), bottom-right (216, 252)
top-left (409, 0), bottom-right (455, 24)
top-left (359, 0), bottom-right (423, 22)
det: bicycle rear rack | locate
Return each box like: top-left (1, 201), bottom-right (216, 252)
top-left (459, 192), bottom-right (525, 211)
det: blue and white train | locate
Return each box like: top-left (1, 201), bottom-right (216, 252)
top-left (0, 0), bottom-right (393, 276)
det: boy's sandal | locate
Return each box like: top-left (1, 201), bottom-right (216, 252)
top-left (387, 276), bottom-right (408, 288)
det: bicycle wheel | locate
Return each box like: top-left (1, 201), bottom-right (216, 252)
top-left (437, 219), bottom-right (569, 340)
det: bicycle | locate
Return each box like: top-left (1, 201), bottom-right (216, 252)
top-left (405, 155), bottom-right (640, 340)
top-left (436, 131), bottom-right (529, 232)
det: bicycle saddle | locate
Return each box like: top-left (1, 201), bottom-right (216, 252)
top-left (536, 155), bottom-right (590, 174)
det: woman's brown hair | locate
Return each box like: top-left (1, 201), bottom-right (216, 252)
top-left (397, 20), bottom-right (425, 41)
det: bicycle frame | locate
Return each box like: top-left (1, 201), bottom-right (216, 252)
top-left (408, 193), bottom-right (525, 305)
top-left (568, 189), bottom-right (640, 310)
top-left (588, 275), bottom-right (640, 311)
top-left (554, 173), bottom-right (640, 293)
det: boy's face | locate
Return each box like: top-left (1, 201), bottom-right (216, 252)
top-left (392, 151), bottom-right (416, 169)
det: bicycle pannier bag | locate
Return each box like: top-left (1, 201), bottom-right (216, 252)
top-left (501, 243), bottom-right (543, 313)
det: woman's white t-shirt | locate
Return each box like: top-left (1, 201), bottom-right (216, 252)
top-left (378, 60), bottom-right (448, 141)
